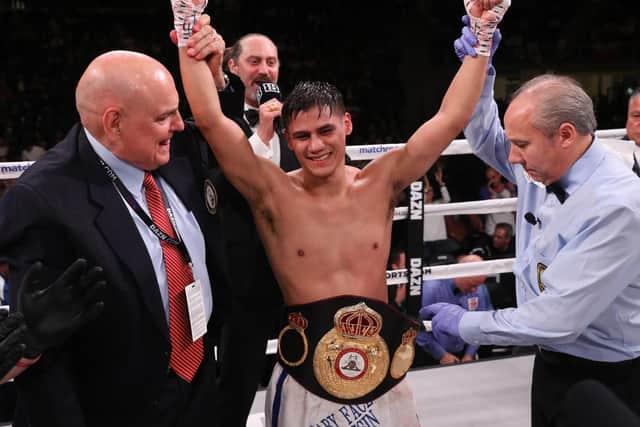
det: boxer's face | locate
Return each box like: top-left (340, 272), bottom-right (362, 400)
top-left (285, 106), bottom-right (352, 179)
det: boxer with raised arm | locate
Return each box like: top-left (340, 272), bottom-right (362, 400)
top-left (172, 0), bottom-right (509, 424)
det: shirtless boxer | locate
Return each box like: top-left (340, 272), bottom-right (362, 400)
top-left (171, 0), bottom-right (510, 424)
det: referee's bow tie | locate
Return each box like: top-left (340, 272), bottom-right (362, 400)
top-left (244, 109), bottom-right (259, 127)
top-left (546, 182), bottom-right (567, 204)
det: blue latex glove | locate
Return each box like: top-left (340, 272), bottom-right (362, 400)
top-left (419, 302), bottom-right (466, 340)
top-left (453, 15), bottom-right (502, 67)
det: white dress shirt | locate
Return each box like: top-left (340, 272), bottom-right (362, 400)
top-left (245, 103), bottom-right (281, 166)
top-left (85, 129), bottom-right (213, 324)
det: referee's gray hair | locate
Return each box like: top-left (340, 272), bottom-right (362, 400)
top-left (510, 74), bottom-right (597, 137)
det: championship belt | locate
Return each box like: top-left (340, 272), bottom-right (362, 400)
top-left (277, 295), bottom-right (420, 404)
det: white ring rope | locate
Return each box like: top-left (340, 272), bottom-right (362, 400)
top-left (595, 128), bottom-right (628, 139)
top-left (394, 197), bottom-right (517, 221)
top-left (4, 129), bottom-right (627, 357)
top-left (0, 129), bottom-right (629, 179)
top-left (0, 131), bottom-right (629, 285)
top-left (0, 161), bottom-right (34, 180)
top-left (386, 258), bottom-right (514, 286)
top-left (346, 129), bottom-right (628, 161)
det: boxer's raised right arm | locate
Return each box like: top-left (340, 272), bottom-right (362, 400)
top-left (173, 0), bottom-right (278, 205)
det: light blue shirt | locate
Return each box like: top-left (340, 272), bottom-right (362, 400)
top-left (86, 129), bottom-right (213, 325)
top-left (459, 70), bottom-right (640, 362)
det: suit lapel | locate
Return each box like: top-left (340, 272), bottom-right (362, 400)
top-left (78, 132), bottom-right (169, 340)
top-left (157, 155), bottom-right (204, 220)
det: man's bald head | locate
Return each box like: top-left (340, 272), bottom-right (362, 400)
top-left (74, 50), bottom-right (184, 171)
top-left (454, 254), bottom-right (487, 294)
top-left (508, 74), bottom-right (597, 139)
top-left (75, 50), bottom-right (175, 137)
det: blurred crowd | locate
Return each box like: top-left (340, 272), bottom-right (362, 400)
top-left (1, 0), bottom-right (638, 164)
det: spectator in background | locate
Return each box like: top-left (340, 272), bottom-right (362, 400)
top-left (387, 245), bottom-right (407, 312)
top-left (423, 161), bottom-right (458, 265)
top-left (20, 140), bottom-right (46, 162)
top-left (415, 254), bottom-right (493, 366)
top-left (488, 222), bottom-right (515, 259)
top-left (484, 222), bottom-right (516, 309)
top-left (626, 87), bottom-right (640, 145)
top-left (623, 87), bottom-right (640, 176)
top-left (462, 213), bottom-right (492, 258)
top-left (479, 165), bottom-right (516, 235)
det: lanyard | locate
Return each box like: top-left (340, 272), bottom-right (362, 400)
top-left (98, 158), bottom-right (193, 264)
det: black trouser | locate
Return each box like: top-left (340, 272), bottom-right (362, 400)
top-left (532, 349), bottom-right (640, 427)
top-left (215, 299), bottom-right (281, 427)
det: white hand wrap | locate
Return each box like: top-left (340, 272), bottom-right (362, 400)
top-left (464, 0), bottom-right (510, 56)
top-left (171, 0), bottom-right (208, 47)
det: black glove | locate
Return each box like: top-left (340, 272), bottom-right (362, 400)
top-left (17, 259), bottom-right (106, 358)
top-left (0, 309), bottom-right (27, 379)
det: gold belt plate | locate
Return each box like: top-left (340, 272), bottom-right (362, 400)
top-left (313, 302), bottom-right (389, 399)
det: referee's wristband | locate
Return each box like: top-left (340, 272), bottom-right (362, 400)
top-left (15, 355), bottom-right (41, 368)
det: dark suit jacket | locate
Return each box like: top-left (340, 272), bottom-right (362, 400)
top-left (0, 123), bottom-right (230, 427)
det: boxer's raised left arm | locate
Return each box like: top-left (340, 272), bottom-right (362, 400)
top-left (380, 0), bottom-right (509, 194)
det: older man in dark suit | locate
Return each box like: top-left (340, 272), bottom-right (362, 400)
top-left (0, 47), bottom-right (230, 427)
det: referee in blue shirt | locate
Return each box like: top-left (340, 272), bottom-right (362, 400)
top-left (423, 25), bottom-right (640, 427)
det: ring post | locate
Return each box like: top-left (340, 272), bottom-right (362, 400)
top-left (405, 179), bottom-right (424, 318)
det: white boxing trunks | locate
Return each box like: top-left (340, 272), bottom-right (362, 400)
top-left (265, 362), bottom-right (420, 426)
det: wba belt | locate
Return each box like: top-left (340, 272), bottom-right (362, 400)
top-left (277, 295), bottom-right (420, 404)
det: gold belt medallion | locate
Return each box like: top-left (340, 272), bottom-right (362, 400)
top-left (390, 328), bottom-right (416, 379)
top-left (313, 302), bottom-right (389, 399)
top-left (278, 312), bottom-right (309, 367)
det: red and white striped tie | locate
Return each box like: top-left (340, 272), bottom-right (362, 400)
top-left (143, 172), bottom-right (203, 382)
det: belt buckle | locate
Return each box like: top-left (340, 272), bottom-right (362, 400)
top-left (313, 302), bottom-right (389, 400)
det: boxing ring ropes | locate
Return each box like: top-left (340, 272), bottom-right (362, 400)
top-left (0, 129), bottom-right (630, 349)
top-left (0, 129), bottom-right (631, 427)
top-left (0, 129), bottom-right (631, 329)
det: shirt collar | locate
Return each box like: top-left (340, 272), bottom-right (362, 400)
top-left (83, 128), bottom-right (145, 195)
top-left (558, 135), bottom-right (605, 197)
